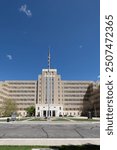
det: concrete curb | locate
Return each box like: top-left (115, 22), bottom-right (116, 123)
top-left (0, 121), bottom-right (100, 125)
top-left (0, 138), bottom-right (100, 146)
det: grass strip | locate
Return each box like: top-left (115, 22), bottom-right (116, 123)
top-left (0, 145), bottom-right (100, 150)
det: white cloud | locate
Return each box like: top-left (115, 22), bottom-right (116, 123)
top-left (19, 4), bottom-right (32, 17)
top-left (6, 55), bottom-right (12, 60)
top-left (97, 75), bottom-right (100, 79)
top-left (79, 45), bottom-right (83, 48)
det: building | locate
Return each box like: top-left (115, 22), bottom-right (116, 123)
top-left (0, 51), bottom-right (100, 117)
top-left (0, 81), bottom-right (37, 116)
top-left (82, 81), bottom-right (100, 117)
top-left (62, 80), bottom-right (94, 117)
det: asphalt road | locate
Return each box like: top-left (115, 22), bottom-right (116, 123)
top-left (0, 122), bottom-right (100, 138)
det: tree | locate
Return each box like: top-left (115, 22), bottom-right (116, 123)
top-left (26, 106), bottom-right (35, 117)
top-left (0, 106), bottom-right (3, 117)
top-left (2, 99), bottom-right (17, 117)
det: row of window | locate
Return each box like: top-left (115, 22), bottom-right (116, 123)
top-left (0, 90), bottom-right (7, 94)
top-left (2, 88), bottom-right (9, 92)
top-left (63, 83), bottom-right (91, 85)
top-left (64, 94), bottom-right (85, 97)
top-left (63, 86), bottom-right (88, 89)
top-left (63, 112), bottom-right (80, 115)
top-left (37, 107), bottom-right (62, 110)
top-left (43, 71), bottom-right (56, 74)
top-left (17, 103), bottom-right (34, 105)
top-left (11, 99), bottom-right (35, 101)
top-left (9, 90), bottom-right (35, 93)
top-left (8, 86), bottom-right (36, 89)
top-left (64, 108), bottom-right (82, 111)
top-left (0, 96), bottom-right (35, 101)
top-left (64, 103), bottom-right (83, 105)
top-left (9, 94), bottom-right (35, 97)
top-left (64, 90), bottom-right (87, 93)
top-left (8, 82), bottom-right (36, 85)
top-left (64, 99), bottom-right (83, 101)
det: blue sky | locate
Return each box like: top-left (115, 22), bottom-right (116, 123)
top-left (0, 0), bottom-right (100, 81)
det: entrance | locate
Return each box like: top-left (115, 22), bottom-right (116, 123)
top-left (43, 110), bottom-right (46, 117)
top-left (50, 111), bottom-right (51, 117)
top-left (52, 110), bottom-right (56, 117)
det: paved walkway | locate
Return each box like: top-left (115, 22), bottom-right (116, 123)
top-left (0, 138), bottom-right (100, 146)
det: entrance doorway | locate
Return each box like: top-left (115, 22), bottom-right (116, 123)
top-left (43, 110), bottom-right (46, 117)
top-left (52, 110), bottom-right (56, 117)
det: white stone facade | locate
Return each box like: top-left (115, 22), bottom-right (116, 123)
top-left (36, 104), bottom-right (63, 117)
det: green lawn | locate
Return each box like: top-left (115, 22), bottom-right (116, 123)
top-left (0, 118), bottom-right (28, 122)
top-left (52, 118), bottom-right (69, 121)
top-left (29, 118), bottom-right (47, 121)
top-left (70, 118), bottom-right (100, 122)
top-left (0, 119), bottom-right (6, 122)
top-left (16, 118), bottom-right (29, 121)
top-left (0, 145), bottom-right (100, 150)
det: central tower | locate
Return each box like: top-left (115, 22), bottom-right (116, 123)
top-left (47, 48), bottom-right (51, 118)
top-left (36, 49), bottom-right (63, 118)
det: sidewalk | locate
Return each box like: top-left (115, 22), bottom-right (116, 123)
top-left (0, 138), bottom-right (100, 146)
